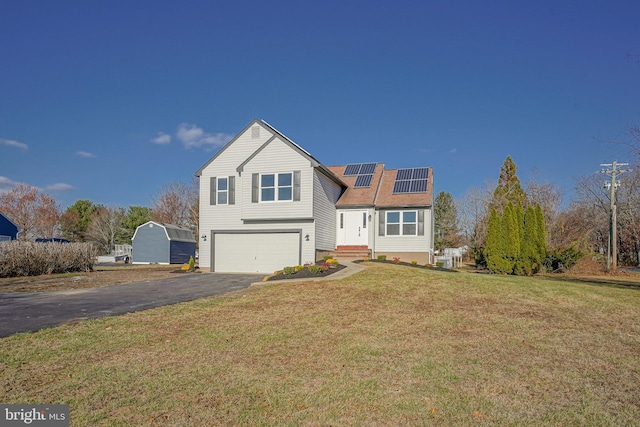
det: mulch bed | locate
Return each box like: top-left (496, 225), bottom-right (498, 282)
top-left (354, 259), bottom-right (458, 273)
top-left (266, 263), bottom-right (347, 281)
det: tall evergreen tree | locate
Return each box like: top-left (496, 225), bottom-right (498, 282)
top-left (519, 205), bottom-right (539, 275)
top-left (120, 206), bottom-right (152, 244)
top-left (434, 191), bottom-right (460, 251)
top-left (535, 204), bottom-right (547, 263)
top-left (485, 208), bottom-right (510, 274)
top-left (503, 203), bottom-right (520, 273)
top-left (492, 156), bottom-right (527, 211)
top-left (59, 199), bottom-right (96, 242)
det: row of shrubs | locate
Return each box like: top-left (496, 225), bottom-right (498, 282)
top-left (0, 241), bottom-right (97, 278)
top-left (282, 257), bottom-right (340, 276)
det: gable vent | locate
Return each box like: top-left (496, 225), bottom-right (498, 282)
top-left (251, 126), bottom-right (260, 139)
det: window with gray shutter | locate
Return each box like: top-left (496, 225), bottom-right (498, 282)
top-left (293, 170), bottom-right (301, 201)
top-left (210, 177), bottom-right (216, 206)
top-left (378, 211), bottom-right (385, 236)
top-left (252, 173), bottom-right (259, 203)
top-left (418, 210), bottom-right (424, 236)
top-left (229, 176), bottom-right (235, 205)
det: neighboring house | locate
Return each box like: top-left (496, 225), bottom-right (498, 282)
top-left (196, 119), bottom-right (434, 273)
top-left (132, 221), bottom-right (196, 264)
top-left (0, 212), bottom-right (19, 241)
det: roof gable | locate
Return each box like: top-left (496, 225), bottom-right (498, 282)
top-left (196, 119), bottom-right (345, 187)
top-left (133, 221), bottom-right (196, 243)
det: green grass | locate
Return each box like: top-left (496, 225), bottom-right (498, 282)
top-left (1, 263), bottom-right (639, 426)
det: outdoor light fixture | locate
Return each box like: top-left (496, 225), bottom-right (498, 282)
top-left (201, 234), bottom-right (207, 241)
top-left (305, 234), bottom-right (310, 241)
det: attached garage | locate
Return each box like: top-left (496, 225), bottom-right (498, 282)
top-left (212, 231), bottom-right (301, 273)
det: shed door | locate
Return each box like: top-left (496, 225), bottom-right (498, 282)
top-left (213, 232), bottom-right (300, 273)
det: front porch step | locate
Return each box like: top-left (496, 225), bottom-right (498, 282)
top-left (330, 245), bottom-right (371, 259)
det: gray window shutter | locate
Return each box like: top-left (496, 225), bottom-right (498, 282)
top-left (229, 176), bottom-right (235, 205)
top-left (293, 170), bottom-right (301, 201)
top-left (252, 173), bottom-right (259, 203)
top-left (418, 210), bottom-right (424, 236)
top-left (379, 211), bottom-right (385, 236)
top-left (210, 177), bottom-right (216, 206)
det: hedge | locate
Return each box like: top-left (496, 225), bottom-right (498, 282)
top-left (0, 241), bottom-right (97, 278)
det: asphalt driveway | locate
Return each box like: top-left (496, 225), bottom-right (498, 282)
top-left (0, 273), bottom-right (263, 337)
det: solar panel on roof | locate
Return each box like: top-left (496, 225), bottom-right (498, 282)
top-left (410, 179), bottom-right (428, 193)
top-left (354, 174), bottom-right (373, 188)
top-left (396, 169), bottom-right (413, 180)
top-left (412, 168), bottom-right (429, 179)
top-left (359, 163), bottom-right (377, 174)
top-left (344, 164), bottom-right (361, 176)
top-left (393, 168), bottom-right (429, 193)
top-left (393, 180), bottom-right (411, 193)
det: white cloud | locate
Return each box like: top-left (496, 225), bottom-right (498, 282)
top-left (76, 150), bottom-right (96, 158)
top-left (449, 148), bottom-right (458, 154)
top-left (0, 176), bottom-right (19, 193)
top-left (151, 132), bottom-right (171, 145)
top-left (0, 138), bottom-right (28, 151)
top-left (45, 183), bottom-right (75, 191)
top-left (176, 123), bottom-right (232, 149)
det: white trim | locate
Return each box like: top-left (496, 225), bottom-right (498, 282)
top-left (260, 172), bottom-right (293, 202)
top-left (386, 210), bottom-right (418, 236)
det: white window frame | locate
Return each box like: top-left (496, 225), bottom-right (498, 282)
top-left (260, 172), bottom-right (293, 202)
top-left (217, 177), bottom-right (228, 205)
top-left (386, 210), bottom-right (418, 236)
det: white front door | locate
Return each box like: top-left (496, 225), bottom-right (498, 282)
top-left (337, 210), bottom-right (369, 246)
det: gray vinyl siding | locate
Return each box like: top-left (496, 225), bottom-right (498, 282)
top-left (313, 170), bottom-right (343, 251)
top-left (240, 137), bottom-right (313, 220)
top-left (374, 208), bottom-right (433, 253)
top-left (132, 224), bottom-right (170, 263)
top-left (197, 124), bottom-right (275, 269)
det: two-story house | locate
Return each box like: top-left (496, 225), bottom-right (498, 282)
top-left (196, 119), bottom-right (434, 273)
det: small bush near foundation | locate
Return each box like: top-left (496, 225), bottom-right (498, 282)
top-left (283, 266), bottom-right (296, 275)
top-left (0, 241), bottom-right (97, 278)
top-left (411, 260), bottom-right (418, 265)
top-left (307, 265), bottom-right (323, 275)
top-left (377, 255), bottom-right (387, 261)
top-left (294, 265), bottom-right (304, 272)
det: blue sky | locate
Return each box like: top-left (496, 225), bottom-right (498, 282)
top-left (1, 0), bottom-right (639, 209)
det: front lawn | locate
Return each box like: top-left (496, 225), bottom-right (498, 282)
top-left (1, 263), bottom-right (639, 426)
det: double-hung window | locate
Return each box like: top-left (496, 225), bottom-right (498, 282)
top-left (217, 177), bottom-right (228, 205)
top-left (261, 172), bottom-right (293, 202)
top-left (386, 211), bottom-right (417, 236)
top-left (210, 176), bottom-right (234, 206)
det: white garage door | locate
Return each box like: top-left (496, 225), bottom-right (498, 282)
top-left (214, 232), bottom-right (300, 273)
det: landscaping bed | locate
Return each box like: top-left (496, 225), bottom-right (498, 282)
top-left (266, 261), bottom-right (346, 281)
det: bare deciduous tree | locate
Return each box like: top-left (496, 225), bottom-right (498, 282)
top-left (151, 180), bottom-right (199, 237)
top-left (456, 183), bottom-right (494, 259)
top-left (86, 206), bottom-right (125, 254)
top-left (0, 183), bottom-right (61, 240)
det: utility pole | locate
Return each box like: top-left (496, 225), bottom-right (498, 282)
top-left (600, 161), bottom-right (631, 272)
